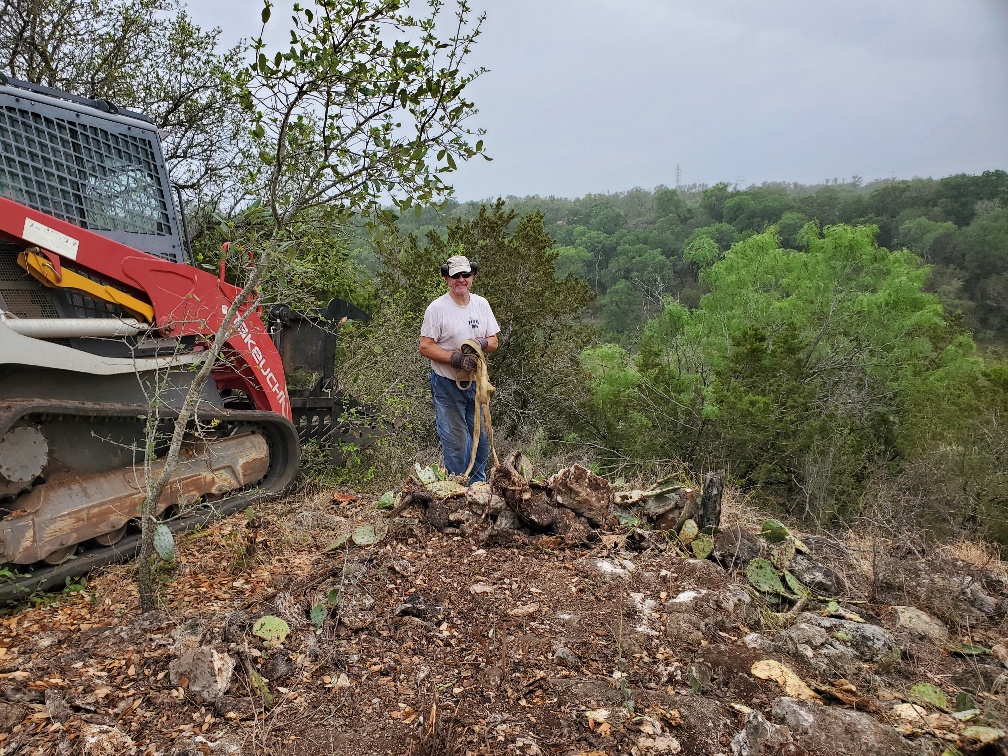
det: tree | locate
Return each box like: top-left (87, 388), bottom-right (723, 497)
top-left (134, 0), bottom-right (488, 610)
top-left (374, 201), bottom-right (595, 443)
top-left (0, 0), bottom-right (250, 210)
top-left (583, 224), bottom-right (984, 523)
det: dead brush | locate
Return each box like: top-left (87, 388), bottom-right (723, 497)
top-left (409, 696), bottom-right (464, 756)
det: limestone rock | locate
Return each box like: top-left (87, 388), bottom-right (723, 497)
top-left (790, 554), bottom-right (846, 597)
top-left (892, 606), bottom-right (949, 644)
top-left (771, 697), bottom-right (914, 756)
top-left (731, 710), bottom-right (797, 756)
top-left (778, 613), bottom-right (899, 678)
top-left (548, 464), bottom-right (613, 526)
top-left (169, 646), bottom-right (235, 703)
top-left (79, 724), bottom-right (136, 756)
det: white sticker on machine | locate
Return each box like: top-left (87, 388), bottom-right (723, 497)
top-left (22, 218), bottom-right (79, 260)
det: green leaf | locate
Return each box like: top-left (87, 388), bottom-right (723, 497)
top-left (261, 4), bottom-right (271, 24)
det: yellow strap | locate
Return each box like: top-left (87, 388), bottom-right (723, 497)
top-left (17, 249), bottom-right (155, 324)
top-left (456, 339), bottom-right (499, 478)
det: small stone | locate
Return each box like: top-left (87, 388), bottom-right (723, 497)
top-left (731, 710), bottom-right (795, 756)
top-left (892, 606), bottom-right (949, 644)
top-left (44, 689), bottom-right (71, 723)
top-left (79, 724), bottom-right (135, 756)
top-left (554, 645), bottom-right (581, 669)
top-left (169, 647), bottom-right (235, 703)
top-left (992, 640), bottom-right (1008, 668)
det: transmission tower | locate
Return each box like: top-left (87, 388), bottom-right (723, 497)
top-left (675, 164), bottom-right (681, 189)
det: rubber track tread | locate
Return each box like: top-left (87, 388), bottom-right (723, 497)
top-left (0, 399), bottom-right (300, 604)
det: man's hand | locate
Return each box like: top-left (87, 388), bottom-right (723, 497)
top-left (450, 350), bottom-right (477, 372)
top-left (475, 336), bottom-right (489, 351)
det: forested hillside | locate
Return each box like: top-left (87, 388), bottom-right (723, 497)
top-left (336, 175), bottom-right (1008, 546)
top-left (393, 174), bottom-right (1008, 347)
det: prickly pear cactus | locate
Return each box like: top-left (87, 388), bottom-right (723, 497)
top-left (679, 519), bottom-right (699, 545)
top-left (745, 558), bottom-right (786, 595)
top-left (760, 519), bottom-right (791, 543)
top-left (252, 615), bottom-right (290, 647)
top-left (153, 524), bottom-right (175, 562)
top-left (352, 522), bottom-right (387, 546)
top-left (908, 682), bottom-right (948, 711)
top-left (691, 532), bottom-right (714, 560)
top-left (769, 539), bottom-right (796, 570)
top-left (783, 570), bottom-right (810, 597)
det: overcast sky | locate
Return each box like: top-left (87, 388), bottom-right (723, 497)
top-left (189, 0), bottom-right (1008, 201)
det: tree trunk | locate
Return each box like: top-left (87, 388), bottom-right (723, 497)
top-left (699, 470), bottom-right (725, 530)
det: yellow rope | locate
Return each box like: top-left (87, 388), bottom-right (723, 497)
top-left (455, 339), bottom-right (498, 479)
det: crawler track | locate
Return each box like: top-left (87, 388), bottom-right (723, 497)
top-left (0, 399), bottom-right (300, 604)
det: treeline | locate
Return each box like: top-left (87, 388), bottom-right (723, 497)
top-left (394, 173), bottom-right (1008, 348)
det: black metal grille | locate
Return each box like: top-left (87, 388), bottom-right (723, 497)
top-left (0, 245), bottom-right (26, 281)
top-left (0, 104), bottom-right (171, 236)
top-left (0, 288), bottom-right (58, 319)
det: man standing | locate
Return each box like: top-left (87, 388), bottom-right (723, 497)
top-left (419, 255), bottom-right (500, 482)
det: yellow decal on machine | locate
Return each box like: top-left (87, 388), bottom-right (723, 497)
top-left (22, 218), bottom-right (79, 260)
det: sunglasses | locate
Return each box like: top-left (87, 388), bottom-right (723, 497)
top-left (449, 271), bottom-right (474, 279)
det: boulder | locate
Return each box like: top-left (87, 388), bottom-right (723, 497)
top-left (892, 606), bottom-right (949, 644)
top-left (714, 525), bottom-right (766, 571)
top-left (778, 612), bottom-right (899, 678)
top-left (790, 554), bottom-right (846, 597)
top-left (169, 646), bottom-right (235, 703)
top-left (771, 697), bottom-right (914, 756)
top-left (730, 710), bottom-right (797, 756)
top-left (548, 464), bottom-right (613, 526)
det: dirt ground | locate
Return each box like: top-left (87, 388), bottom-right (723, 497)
top-left (0, 484), bottom-right (1006, 756)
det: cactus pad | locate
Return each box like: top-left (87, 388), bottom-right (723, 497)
top-left (746, 558), bottom-right (786, 595)
top-left (252, 615), bottom-right (290, 647)
top-left (769, 539), bottom-right (796, 570)
top-left (783, 570), bottom-right (810, 597)
top-left (691, 532), bottom-right (714, 560)
top-left (908, 682), bottom-right (948, 711)
top-left (352, 522), bottom-right (387, 546)
top-left (153, 524), bottom-right (175, 562)
top-left (679, 519), bottom-right (699, 545)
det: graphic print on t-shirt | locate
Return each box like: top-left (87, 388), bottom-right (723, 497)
top-left (469, 317), bottom-right (480, 330)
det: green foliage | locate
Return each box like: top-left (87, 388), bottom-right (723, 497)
top-left (372, 200), bottom-right (595, 445)
top-left (580, 222), bottom-right (1000, 531)
top-left (243, 0), bottom-right (487, 222)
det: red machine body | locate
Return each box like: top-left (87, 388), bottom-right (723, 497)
top-left (0, 195), bottom-right (291, 418)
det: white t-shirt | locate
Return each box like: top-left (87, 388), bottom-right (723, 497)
top-left (421, 292), bottom-right (500, 380)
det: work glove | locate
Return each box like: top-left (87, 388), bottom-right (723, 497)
top-left (450, 350), bottom-right (477, 372)
top-left (475, 336), bottom-right (490, 351)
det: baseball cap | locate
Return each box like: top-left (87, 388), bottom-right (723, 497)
top-left (446, 255), bottom-right (472, 277)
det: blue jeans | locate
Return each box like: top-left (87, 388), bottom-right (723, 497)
top-left (430, 372), bottom-right (490, 482)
